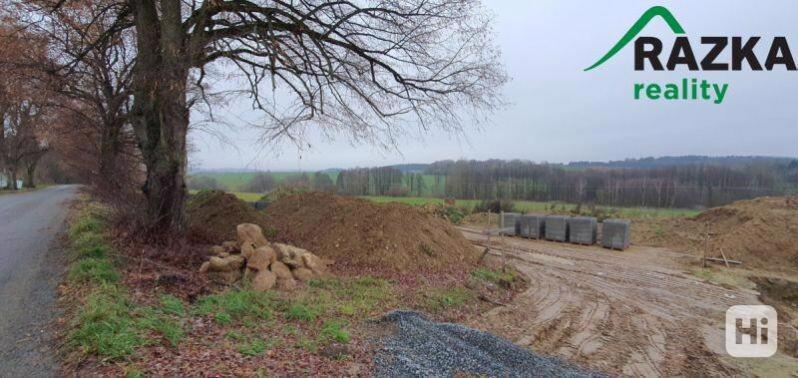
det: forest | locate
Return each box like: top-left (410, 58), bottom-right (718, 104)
top-left (329, 157), bottom-right (798, 208)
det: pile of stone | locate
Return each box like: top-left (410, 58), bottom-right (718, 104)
top-left (199, 223), bottom-right (330, 291)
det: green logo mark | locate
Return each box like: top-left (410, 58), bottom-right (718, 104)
top-left (584, 6), bottom-right (685, 71)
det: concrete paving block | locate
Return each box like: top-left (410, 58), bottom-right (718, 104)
top-left (500, 212), bottom-right (521, 236)
top-left (518, 214), bottom-right (545, 239)
top-left (545, 215), bottom-right (570, 242)
top-left (602, 219), bottom-right (631, 250)
top-left (568, 216), bottom-right (598, 245)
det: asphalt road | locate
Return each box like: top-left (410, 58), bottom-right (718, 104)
top-left (0, 185), bottom-right (78, 377)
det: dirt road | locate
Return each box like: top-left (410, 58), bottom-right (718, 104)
top-left (460, 227), bottom-right (798, 377)
top-left (0, 186), bottom-right (77, 377)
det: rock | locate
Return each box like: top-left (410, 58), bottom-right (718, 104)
top-left (243, 267), bottom-right (256, 282)
top-left (252, 270), bottom-right (276, 291)
top-left (199, 261), bottom-right (210, 273)
top-left (241, 242), bottom-right (256, 260)
top-left (270, 261), bottom-right (293, 279)
top-left (274, 243), bottom-right (309, 268)
top-left (236, 223), bottom-right (269, 248)
top-left (209, 269), bottom-right (242, 284)
top-left (210, 245), bottom-right (226, 256)
top-left (247, 246), bottom-right (276, 271)
top-left (301, 253), bottom-right (326, 273)
top-left (208, 255), bottom-right (245, 272)
top-left (221, 240), bottom-right (239, 253)
top-left (292, 267), bottom-right (315, 282)
top-left (276, 277), bottom-right (297, 290)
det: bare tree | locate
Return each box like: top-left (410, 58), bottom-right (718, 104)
top-left (33, 0), bottom-right (506, 235)
top-left (244, 172), bottom-right (277, 193)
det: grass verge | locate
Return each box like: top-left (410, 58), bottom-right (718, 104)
top-left (63, 203), bottom-right (186, 366)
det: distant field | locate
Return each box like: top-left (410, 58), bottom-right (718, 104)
top-left (190, 171), bottom-right (339, 191)
top-left (361, 196), bottom-right (699, 218)
top-left (191, 171), bottom-right (445, 196)
top-left (224, 191), bottom-right (698, 219)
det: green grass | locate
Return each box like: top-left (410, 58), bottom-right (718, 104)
top-left (236, 338), bottom-right (268, 356)
top-left (192, 290), bottom-right (277, 324)
top-left (190, 171), bottom-right (340, 192)
top-left (359, 196), bottom-right (699, 219)
top-left (225, 189), bottom-right (697, 219)
top-left (423, 287), bottom-right (474, 312)
top-left (69, 258), bottom-right (120, 284)
top-left (320, 320), bottom-right (350, 344)
top-left (159, 294), bottom-right (186, 317)
top-left (68, 286), bottom-right (144, 360)
top-left (65, 206), bottom-right (187, 362)
top-left (286, 303), bottom-right (320, 322)
top-left (471, 268), bottom-right (517, 284)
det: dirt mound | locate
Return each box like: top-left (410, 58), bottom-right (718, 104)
top-left (635, 196), bottom-right (798, 272)
top-left (262, 192), bottom-right (479, 275)
top-left (185, 190), bottom-right (268, 244)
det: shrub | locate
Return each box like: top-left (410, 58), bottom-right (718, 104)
top-left (473, 199), bottom-right (515, 213)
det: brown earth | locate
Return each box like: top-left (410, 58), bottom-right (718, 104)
top-left (459, 227), bottom-right (798, 377)
top-left (634, 196), bottom-right (798, 272)
top-left (185, 190), bottom-right (269, 244)
top-left (262, 192), bottom-right (479, 277)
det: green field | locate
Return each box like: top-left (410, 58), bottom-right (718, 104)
top-left (190, 171), bottom-right (445, 196)
top-left (223, 190), bottom-right (698, 219)
top-left (190, 171), bottom-right (339, 191)
top-left (360, 196), bottom-right (698, 218)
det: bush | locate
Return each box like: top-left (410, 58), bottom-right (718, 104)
top-left (473, 199), bottom-right (515, 213)
top-left (243, 173), bottom-right (278, 193)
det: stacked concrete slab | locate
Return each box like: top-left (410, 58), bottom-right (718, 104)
top-left (500, 212), bottom-right (521, 236)
top-left (518, 214), bottom-right (545, 239)
top-left (568, 216), bottom-right (598, 245)
top-left (602, 219), bottom-right (631, 250)
top-left (544, 215), bottom-right (569, 242)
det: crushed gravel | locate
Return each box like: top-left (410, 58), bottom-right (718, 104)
top-left (373, 311), bottom-right (603, 377)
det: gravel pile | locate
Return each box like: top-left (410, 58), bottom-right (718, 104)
top-left (374, 311), bottom-right (602, 378)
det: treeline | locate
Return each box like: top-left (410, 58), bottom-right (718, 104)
top-left (334, 167), bottom-right (441, 196)
top-left (427, 159), bottom-right (798, 208)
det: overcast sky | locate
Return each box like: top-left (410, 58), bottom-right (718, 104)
top-left (188, 1), bottom-right (798, 172)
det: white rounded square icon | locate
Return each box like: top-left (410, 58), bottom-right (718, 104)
top-left (725, 305), bottom-right (777, 358)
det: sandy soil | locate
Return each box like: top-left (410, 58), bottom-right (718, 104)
top-left (458, 226), bottom-right (798, 377)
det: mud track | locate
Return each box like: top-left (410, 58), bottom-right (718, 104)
top-left (459, 227), bottom-right (763, 376)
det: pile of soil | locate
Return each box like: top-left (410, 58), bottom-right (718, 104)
top-left (185, 190), bottom-right (268, 244)
top-left (262, 192), bottom-right (479, 276)
top-left (635, 196), bottom-right (798, 271)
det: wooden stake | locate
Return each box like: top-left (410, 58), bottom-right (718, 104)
top-left (720, 249), bottom-right (730, 268)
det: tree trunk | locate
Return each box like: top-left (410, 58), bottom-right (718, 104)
top-left (130, 0), bottom-right (190, 235)
top-left (25, 159), bottom-right (37, 188)
top-left (8, 167), bottom-right (17, 190)
top-left (98, 121), bottom-right (123, 190)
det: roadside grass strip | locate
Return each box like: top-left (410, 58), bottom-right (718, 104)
top-left (65, 207), bottom-right (186, 362)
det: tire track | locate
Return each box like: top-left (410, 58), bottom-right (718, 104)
top-left (464, 230), bottom-right (759, 376)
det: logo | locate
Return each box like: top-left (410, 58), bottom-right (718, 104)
top-left (586, 6), bottom-right (797, 104)
top-left (725, 305), bottom-right (778, 358)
